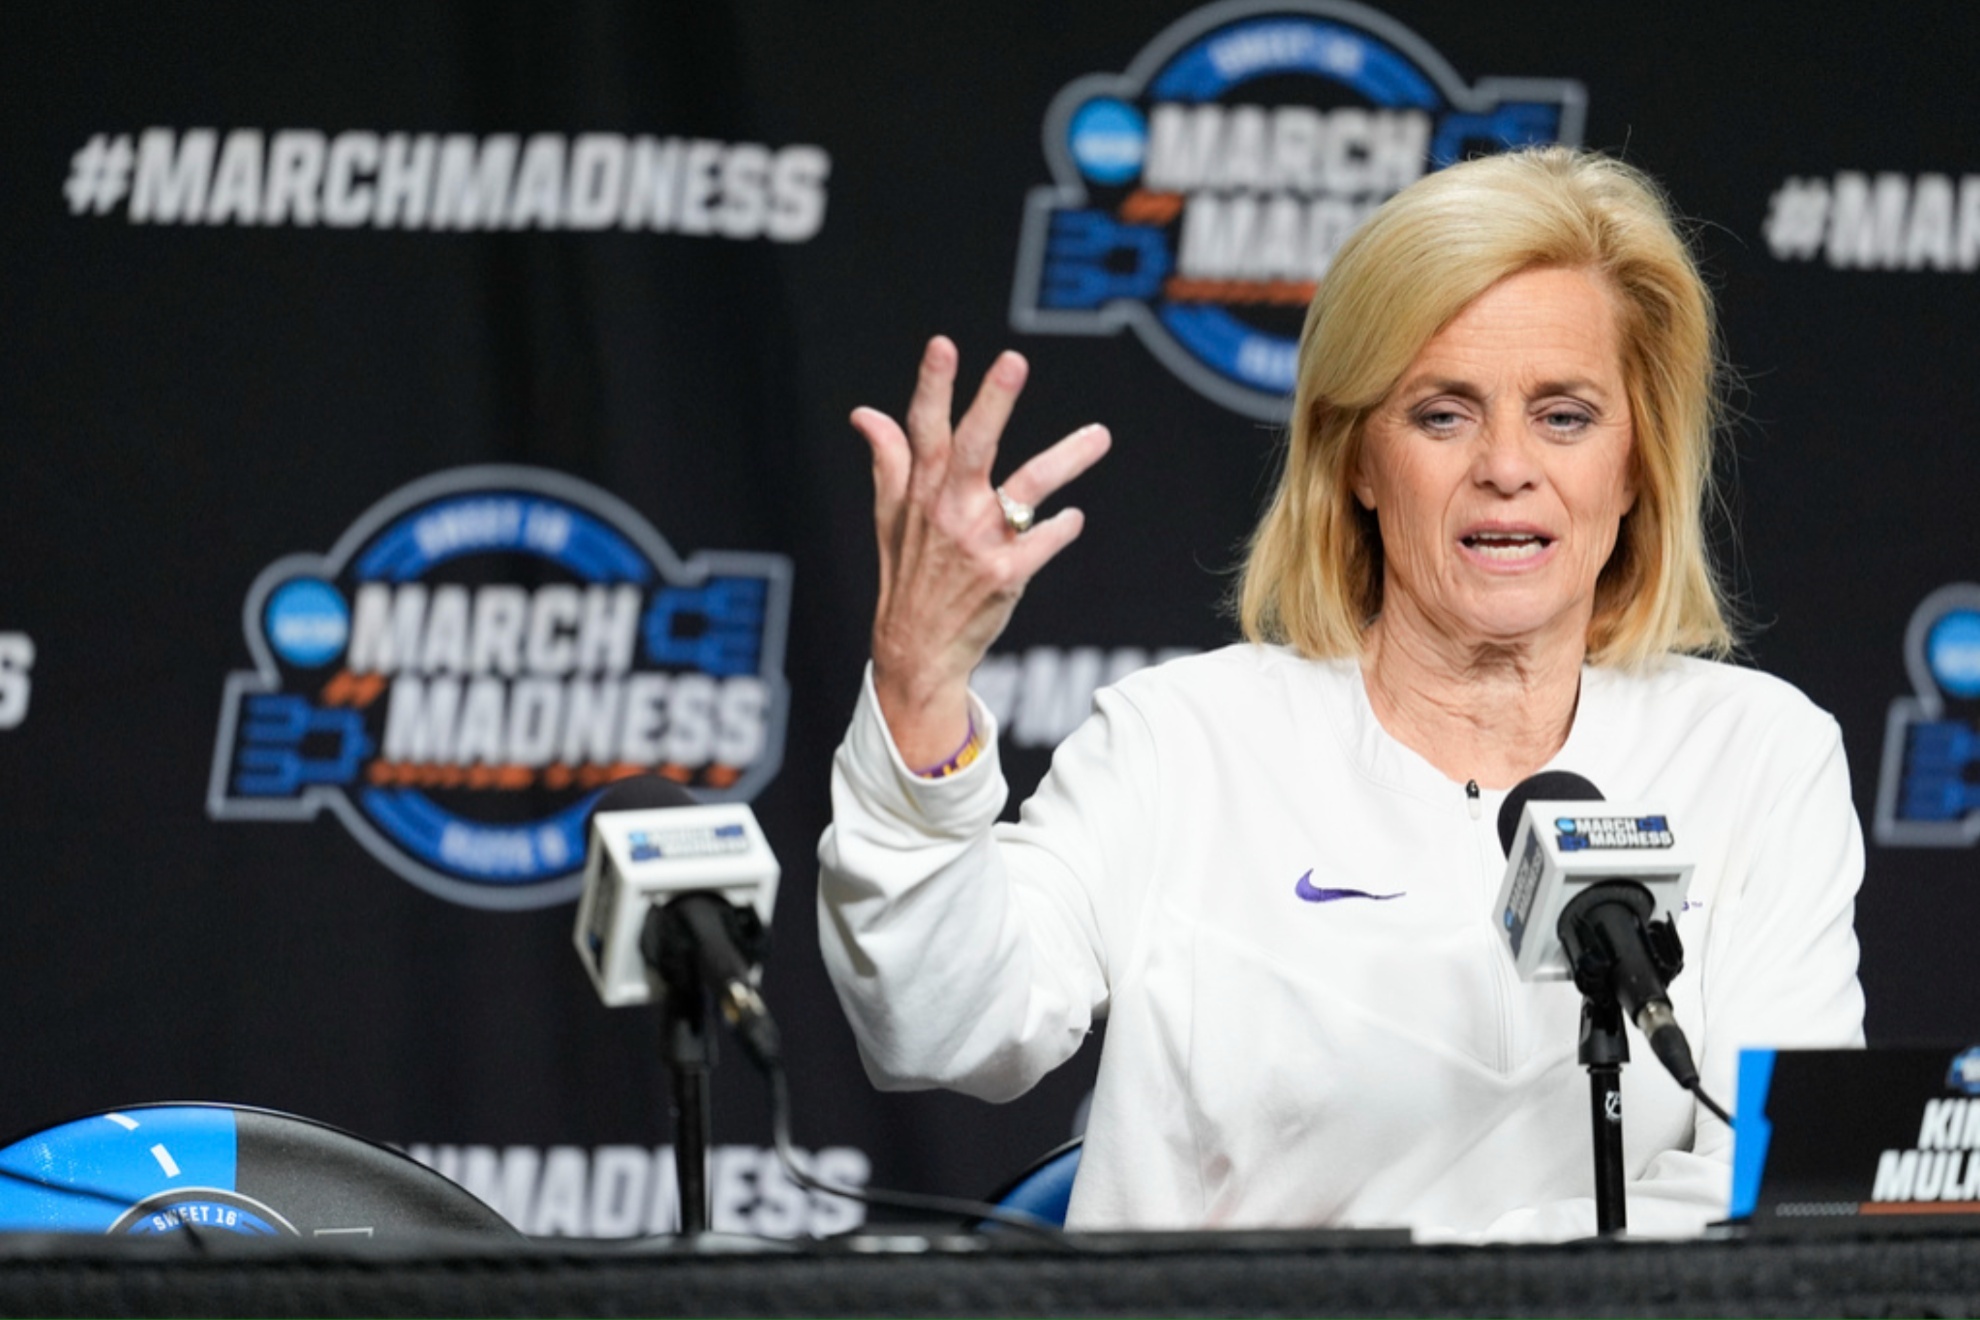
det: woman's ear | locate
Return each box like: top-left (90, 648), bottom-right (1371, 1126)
top-left (1350, 441), bottom-right (1377, 512)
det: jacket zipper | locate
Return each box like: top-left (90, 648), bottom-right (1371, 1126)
top-left (1470, 778), bottom-right (1514, 1071)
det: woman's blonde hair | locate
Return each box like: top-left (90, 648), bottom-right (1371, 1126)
top-left (1237, 146), bottom-right (1733, 668)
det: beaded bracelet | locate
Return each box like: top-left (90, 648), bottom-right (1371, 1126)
top-left (913, 713), bottom-right (985, 779)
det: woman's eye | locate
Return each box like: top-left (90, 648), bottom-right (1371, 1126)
top-left (1416, 408), bottom-right (1464, 434)
top-left (1541, 408), bottom-right (1592, 434)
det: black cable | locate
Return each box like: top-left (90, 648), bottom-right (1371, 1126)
top-left (0, 1163), bottom-right (134, 1210)
top-left (1689, 1081), bottom-right (1732, 1127)
top-left (761, 1063), bottom-right (1078, 1248)
top-left (0, 1166), bottom-right (212, 1254)
top-left (734, 995), bottom-right (1741, 1241)
top-left (1637, 1009), bottom-right (1735, 1126)
top-left (646, 893), bottom-right (1079, 1246)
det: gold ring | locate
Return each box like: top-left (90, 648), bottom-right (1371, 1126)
top-left (996, 487), bottom-right (1036, 535)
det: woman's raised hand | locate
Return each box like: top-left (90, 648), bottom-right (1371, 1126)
top-left (854, 336), bottom-right (1111, 769)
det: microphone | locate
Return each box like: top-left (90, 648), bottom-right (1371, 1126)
top-left (1492, 771), bottom-right (1703, 1090)
top-left (572, 777), bottom-right (782, 1066)
top-left (571, 783), bottom-right (1070, 1240)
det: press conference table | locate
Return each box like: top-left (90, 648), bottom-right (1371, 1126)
top-left (0, 1222), bottom-right (1975, 1317)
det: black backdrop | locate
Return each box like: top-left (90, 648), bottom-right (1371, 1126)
top-left (2, 1), bottom-right (1978, 1237)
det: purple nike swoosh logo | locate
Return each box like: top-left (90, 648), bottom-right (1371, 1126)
top-left (1294, 870), bottom-right (1404, 904)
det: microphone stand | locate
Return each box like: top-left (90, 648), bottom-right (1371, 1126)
top-left (1558, 882), bottom-right (1685, 1239)
top-left (645, 904), bottom-right (717, 1236)
top-left (660, 979), bottom-right (714, 1236)
top-left (1577, 992), bottom-right (1630, 1236)
top-left (641, 895), bottom-right (772, 1238)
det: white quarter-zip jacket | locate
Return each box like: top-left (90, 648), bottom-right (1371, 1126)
top-left (817, 645), bottom-right (1865, 1240)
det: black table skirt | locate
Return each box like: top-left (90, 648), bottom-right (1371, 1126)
top-left (0, 1223), bottom-right (1974, 1317)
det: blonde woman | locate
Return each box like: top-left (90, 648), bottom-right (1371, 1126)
top-left (819, 148), bottom-right (1863, 1239)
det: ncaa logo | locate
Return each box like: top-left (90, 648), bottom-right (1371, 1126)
top-left (207, 466), bottom-right (791, 909)
top-left (1010, 0), bottom-right (1585, 419)
top-left (1876, 583), bottom-right (1980, 846)
top-left (1949, 1047), bottom-right (1980, 1096)
top-left (1555, 817), bottom-right (1589, 852)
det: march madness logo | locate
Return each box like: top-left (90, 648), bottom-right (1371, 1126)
top-left (1876, 583), bottom-right (1980, 846)
top-left (1553, 816), bottom-right (1674, 851)
top-left (1010, 0), bottom-right (1585, 419)
top-left (207, 466), bottom-right (791, 909)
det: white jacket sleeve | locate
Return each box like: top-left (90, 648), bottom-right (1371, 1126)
top-left (1478, 710), bottom-right (1867, 1242)
top-left (816, 665), bottom-right (1159, 1102)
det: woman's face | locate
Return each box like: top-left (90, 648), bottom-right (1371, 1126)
top-left (1352, 265), bottom-right (1637, 656)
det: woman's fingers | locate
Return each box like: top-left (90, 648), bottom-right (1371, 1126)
top-left (851, 403), bottom-right (910, 494)
top-left (998, 422), bottom-right (1112, 510)
top-left (859, 342), bottom-right (1111, 581)
top-left (850, 405), bottom-right (910, 537)
top-left (1006, 505), bottom-right (1089, 576)
top-left (902, 336), bottom-right (959, 499)
top-left (858, 339), bottom-right (1111, 754)
top-left (989, 423), bottom-right (1108, 584)
top-left (951, 350), bottom-right (1028, 479)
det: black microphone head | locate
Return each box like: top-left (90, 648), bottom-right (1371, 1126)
top-left (588, 775), bottom-right (697, 830)
top-left (1497, 770), bottom-right (1604, 856)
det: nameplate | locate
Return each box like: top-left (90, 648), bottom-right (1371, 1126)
top-left (1731, 1045), bottom-right (1980, 1225)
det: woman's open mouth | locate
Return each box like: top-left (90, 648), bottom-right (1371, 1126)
top-left (1460, 531), bottom-right (1554, 561)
